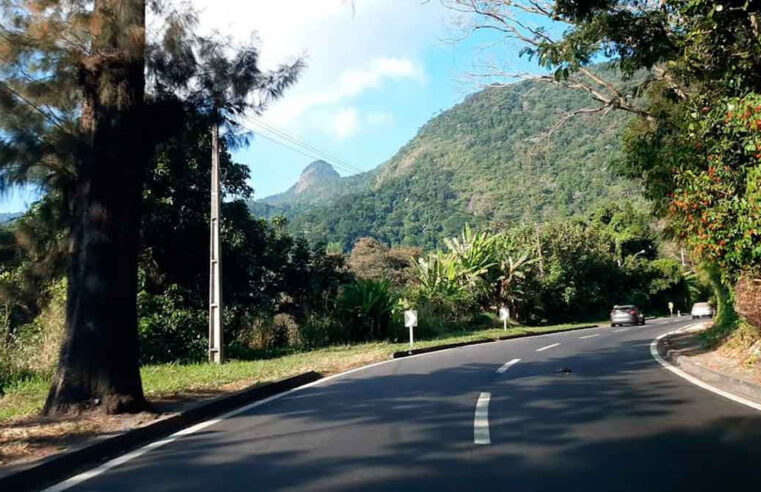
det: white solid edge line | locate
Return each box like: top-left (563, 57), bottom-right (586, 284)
top-left (496, 358), bottom-right (521, 374)
top-left (579, 334), bottom-right (600, 339)
top-left (474, 392), bottom-right (491, 445)
top-left (42, 322), bottom-right (609, 492)
top-left (650, 325), bottom-right (761, 413)
top-left (536, 343), bottom-right (560, 352)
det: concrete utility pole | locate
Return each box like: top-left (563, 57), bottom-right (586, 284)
top-left (534, 223), bottom-right (545, 277)
top-left (209, 122), bottom-right (223, 364)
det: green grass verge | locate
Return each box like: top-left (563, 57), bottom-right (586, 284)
top-left (1, 320), bottom-right (599, 423)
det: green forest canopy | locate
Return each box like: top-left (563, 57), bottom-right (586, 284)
top-left (254, 66), bottom-right (646, 251)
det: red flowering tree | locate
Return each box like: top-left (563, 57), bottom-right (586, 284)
top-left (670, 95), bottom-right (761, 277)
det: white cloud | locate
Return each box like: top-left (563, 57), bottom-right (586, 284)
top-left (268, 56), bottom-right (422, 127)
top-left (331, 107), bottom-right (360, 140)
top-left (191, 0), bottom-right (451, 131)
top-left (365, 111), bottom-right (393, 126)
top-left (339, 57), bottom-right (424, 97)
top-left (323, 108), bottom-right (393, 140)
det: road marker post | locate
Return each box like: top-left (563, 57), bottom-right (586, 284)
top-left (404, 310), bottom-right (418, 350)
top-left (499, 307), bottom-right (510, 331)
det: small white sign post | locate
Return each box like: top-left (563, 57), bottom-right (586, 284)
top-left (668, 302), bottom-right (674, 317)
top-left (404, 310), bottom-right (418, 349)
top-left (499, 307), bottom-right (510, 331)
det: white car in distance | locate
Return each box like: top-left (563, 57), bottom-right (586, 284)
top-left (691, 302), bottom-right (714, 319)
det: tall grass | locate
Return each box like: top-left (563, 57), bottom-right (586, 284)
top-left (0, 280), bottom-right (65, 393)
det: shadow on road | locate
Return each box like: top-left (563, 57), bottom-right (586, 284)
top-left (77, 336), bottom-right (761, 492)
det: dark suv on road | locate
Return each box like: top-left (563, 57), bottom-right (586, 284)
top-left (610, 305), bottom-right (645, 327)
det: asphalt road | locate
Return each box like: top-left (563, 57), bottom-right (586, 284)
top-left (50, 318), bottom-right (761, 492)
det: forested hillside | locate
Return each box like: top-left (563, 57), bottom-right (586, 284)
top-left (256, 70), bottom-right (643, 250)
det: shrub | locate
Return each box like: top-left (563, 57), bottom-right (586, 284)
top-left (272, 313), bottom-right (300, 347)
top-left (137, 285), bottom-right (207, 363)
top-left (298, 313), bottom-right (343, 348)
top-left (236, 312), bottom-right (330, 351)
top-left (348, 237), bottom-right (421, 287)
top-left (337, 278), bottom-right (396, 342)
top-left (235, 316), bottom-right (273, 351)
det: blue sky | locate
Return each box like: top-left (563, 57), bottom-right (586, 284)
top-left (241, 45), bottom-right (482, 198)
top-left (0, 0), bottom-right (550, 212)
top-left (226, 0), bottom-right (550, 200)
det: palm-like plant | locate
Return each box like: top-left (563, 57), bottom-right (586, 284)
top-left (444, 225), bottom-right (500, 278)
top-left (412, 253), bottom-right (468, 298)
top-left (338, 278), bottom-right (395, 342)
top-left (443, 225), bottom-right (503, 296)
top-left (496, 253), bottom-right (536, 317)
top-left (411, 225), bottom-right (536, 321)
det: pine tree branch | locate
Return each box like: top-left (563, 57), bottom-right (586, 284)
top-left (0, 81), bottom-right (67, 132)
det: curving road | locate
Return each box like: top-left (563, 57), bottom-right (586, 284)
top-left (48, 318), bottom-right (761, 492)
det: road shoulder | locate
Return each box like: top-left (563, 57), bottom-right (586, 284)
top-left (653, 323), bottom-right (761, 411)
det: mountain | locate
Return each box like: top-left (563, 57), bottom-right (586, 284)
top-left (252, 160), bottom-right (373, 218)
top-left (264, 160), bottom-right (340, 205)
top-left (254, 68), bottom-right (643, 250)
top-left (0, 212), bottom-right (22, 224)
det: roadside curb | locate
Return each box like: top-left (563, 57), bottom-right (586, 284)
top-left (391, 324), bottom-right (598, 359)
top-left (0, 371), bottom-right (321, 492)
top-left (652, 327), bottom-right (761, 412)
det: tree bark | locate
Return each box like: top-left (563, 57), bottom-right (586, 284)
top-left (44, 0), bottom-right (149, 415)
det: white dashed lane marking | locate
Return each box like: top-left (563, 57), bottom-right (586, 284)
top-left (474, 392), bottom-right (491, 445)
top-left (536, 343), bottom-right (560, 352)
top-left (496, 358), bottom-right (521, 374)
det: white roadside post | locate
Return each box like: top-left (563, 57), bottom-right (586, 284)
top-left (499, 307), bottom-right (510, 331)
top-left (404, 310), bottom-right (418, 350)
top-left (668, 301), bottom-right (674, 317)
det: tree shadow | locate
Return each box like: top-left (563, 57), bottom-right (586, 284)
top-left (67, 336), bottom-right (761, 491)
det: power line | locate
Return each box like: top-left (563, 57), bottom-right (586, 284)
top-left (245, 116), bottom-right (362, 173)
top-left (240, 123), bottom-right (359, 176)
top-left (244, 120), bottom-right (361, 175)
top-left (248, 117), bottom-right (364, 174)
top-left (241, 116), bottom-right (364, 176)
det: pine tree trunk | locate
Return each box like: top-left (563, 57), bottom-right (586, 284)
top-left (43, 0), bottom-right (149, 415)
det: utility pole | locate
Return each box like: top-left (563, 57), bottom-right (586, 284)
top-left (534, 223), bottom-right (545, 277)
top-left (209, 121), bottom-right (223, 364)
top-left (680, 246), bottom-right (686, 267)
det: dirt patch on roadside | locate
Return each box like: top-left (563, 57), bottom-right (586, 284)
top-left (688, 348), bottom-right (761, 387)
top-left (0, 411), bottom-right (163, 467)
top-left (663, 325), bottom-right (761, 395)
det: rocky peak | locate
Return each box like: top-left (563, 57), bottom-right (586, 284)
top-left (294, 160), bottom-right (340, 194)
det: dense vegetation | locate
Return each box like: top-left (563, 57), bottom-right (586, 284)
top-left (256, 69), bottom-right (644, 250)
top-left (445, 0), bottom-right (761, 345)
top-left (2, 0), bottom-right (754, 417)
top-left (401, 204), bottom-right (702, 332)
